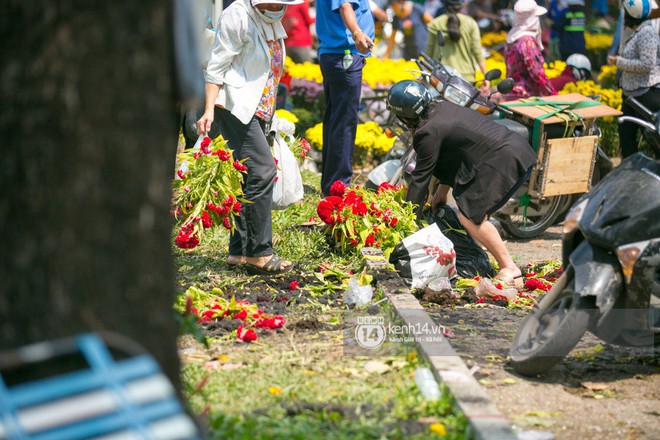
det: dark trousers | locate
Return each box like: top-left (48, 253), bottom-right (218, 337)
top-left (319, 53), bottom-right (365, 195)
top-left (619, 88), bottom-right (660, 158)
top-left (208, 107), bottom-right (276, 257)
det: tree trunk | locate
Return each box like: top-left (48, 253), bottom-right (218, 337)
top-left (0, 1), bottom-right (181, 387)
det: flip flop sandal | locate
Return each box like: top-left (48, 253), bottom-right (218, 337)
top-left (245, 255), bottom-right (293, 276)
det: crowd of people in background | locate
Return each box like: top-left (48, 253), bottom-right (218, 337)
top-left (197, 0), bottom-right (659, 271)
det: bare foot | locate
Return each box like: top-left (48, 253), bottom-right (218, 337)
top-left (496, 265), bottom-right (522, 282)
top-left (227, 255), bottom-right (246, 266)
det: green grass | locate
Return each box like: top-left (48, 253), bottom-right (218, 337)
top-left (175, 170), bottom-right (468, 439)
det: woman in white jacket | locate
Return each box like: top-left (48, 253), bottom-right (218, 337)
top-left (197, 0), bottom-right (301, 275)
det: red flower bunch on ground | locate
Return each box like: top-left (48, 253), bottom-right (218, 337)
top-left (172, 135), bottom-right (248, 249)
top-left (316, 181), bottom-right (418, 258)
top-left (524, 278), bottom-right (552, 292)
top-left (176, 286), bottom-right (286, 343)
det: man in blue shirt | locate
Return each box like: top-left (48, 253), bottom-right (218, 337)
top-left (316, 1), bottom-right (375, 196)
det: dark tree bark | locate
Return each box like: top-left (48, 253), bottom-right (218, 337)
top-left (0, 2), bottom-right (181, 387)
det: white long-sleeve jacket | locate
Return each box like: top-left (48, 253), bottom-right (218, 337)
top-left (205, 0), bottom-right (287, 124)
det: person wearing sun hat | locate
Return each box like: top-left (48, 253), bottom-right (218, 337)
top-left (197, 0), bottom-right (304, 275)
top-left (503, 0), bottom-right (557, 99)
top-left (316, 1), bottom-right (376, 197)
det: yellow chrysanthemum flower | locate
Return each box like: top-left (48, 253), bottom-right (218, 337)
top-left (275, 108), bottom-right (300, 124)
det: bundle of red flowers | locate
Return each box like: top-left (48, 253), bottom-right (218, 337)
top-left (172, 135), bottom-right (248, 249)
top-left (316, 181), bottom-right (418, 258)
top-left (177, 286), bottom-right (285, 343)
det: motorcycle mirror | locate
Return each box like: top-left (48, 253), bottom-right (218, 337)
top-left (436, 31), bottom-right (445, 47)
top-left (484, 69), bottom-right (502, 81)
top-left (497, 78), bottom-right (515, 95)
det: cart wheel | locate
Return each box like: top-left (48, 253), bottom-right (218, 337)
top-left (498, 194), bottom-right (569, 239)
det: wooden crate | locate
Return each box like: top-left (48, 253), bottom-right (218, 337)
top-left (529, 135), bottom-right (598, 197)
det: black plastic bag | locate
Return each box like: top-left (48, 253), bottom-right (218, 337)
top-left (426, 205), bottom-right (496, 279)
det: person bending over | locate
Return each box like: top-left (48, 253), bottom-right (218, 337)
top-left (386, 80), bottom-right (537, 283)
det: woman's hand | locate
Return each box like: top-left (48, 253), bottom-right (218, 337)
top-left (196, 111), bottom-right (214, 135)
top-left (607, 55), bottom-right (619, 66)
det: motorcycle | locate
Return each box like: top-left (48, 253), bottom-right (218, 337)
top-left (509, 97), bottom-right (660, 376)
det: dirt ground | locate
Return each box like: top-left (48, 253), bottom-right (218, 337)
top-left (427, 225), bottom-right (660, 440)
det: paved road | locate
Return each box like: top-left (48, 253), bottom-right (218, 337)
top-left (428, 226), bottom-right (660, 440)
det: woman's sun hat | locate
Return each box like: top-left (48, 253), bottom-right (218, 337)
top-left (513, 0), bottom-right (548, 16)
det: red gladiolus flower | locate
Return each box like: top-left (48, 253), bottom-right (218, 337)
top-left (175, 225), bottom-right (199, 249)
top-left (301, 150), bottom-right (307, 159)
top-left (233, 309), bottom-right (248, 321)
top-left (223, 195), bottom-right (235, 207)
top-left (216, 149), bottom-right (231, 161)
top-left (330, 180), bottom-right (347, 197)
top-left (289, 281), bottom-right (299, 291)
top-left (351, 201), bottom-right (368, 216)
top-left (200, 136), bottom-right (212, 154)
top-left (193, 152), bottom-right (202, 160)
top-left (177, 170), bottom-right (187, 179)
top-left (365, 234), bottom-right (375, 246)
top-left (222, 217), bottom-right (231, 229)
top-left (233, 160), bottom-right (248, 172)
top-left (525, 272), bottom-right (537, 277)
top-left (236, 325), bottom-right (257, 342)
top-left (233, 201), bottom-right (242, 213)
top-left (201, 211), bottom-right (213, 228)
top-left (301, 139), bottom-right (311, 152)
top-left (390, 217), bottom-right (399, 228)
top-left (476, 298), bottom-right (485, 304)
top-left (377, 182), bottom-right (396, 193)
top-left (350, 238), bottom-right (358, 245)
top-left (317, 199), bottom-right (338, 225)
top-left (524, 278), bottom-right (552, 291)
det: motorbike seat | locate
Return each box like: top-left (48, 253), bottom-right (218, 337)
top-left (493, 117), bottom-right (530, 142)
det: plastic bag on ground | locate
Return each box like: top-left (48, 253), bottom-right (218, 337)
top-left (427, 205), bottom-right (496, 279)
top-left (343, 278), bottom-right (374, 306)
top-left (475, 278), bottom-right (518, 301)
top-left (389, 223), bottom-right (456, 289)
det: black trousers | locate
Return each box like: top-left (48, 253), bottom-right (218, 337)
top-left (208, 107), bottom-right (276, 258)
top-left (619, 88), bottom-right (660, 158)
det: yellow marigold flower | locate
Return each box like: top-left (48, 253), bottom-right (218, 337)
top-left (480, 31), bottom-right (507, 47)
top-left (585, 33), bottom-right (613, 52)
top-left (269, 386), bottom-right (282, 395)
top-left (429, 423), bottom-right (447, 436)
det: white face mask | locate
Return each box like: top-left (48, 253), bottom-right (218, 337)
top-left (255, 6), bottom-right (286, 23)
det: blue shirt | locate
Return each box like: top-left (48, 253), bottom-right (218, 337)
top-left (316, 0), bottom-right (376, 56)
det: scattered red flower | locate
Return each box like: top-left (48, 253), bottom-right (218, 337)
top-left (236, 325), bottom-right (258, 342)
top-left (289, 281), bottom-right (299, 291)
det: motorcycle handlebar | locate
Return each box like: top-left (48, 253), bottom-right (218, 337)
top-left (618, 115), bottom-right (657, 132)
top-left (626, 97), bottom-right (656, 123)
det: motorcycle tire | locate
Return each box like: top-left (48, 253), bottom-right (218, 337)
top-left (509, 268), bottom-right (594, 376)
top-left (499, 194), bottom-right (570, 239)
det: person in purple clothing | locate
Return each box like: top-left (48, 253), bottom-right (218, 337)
top-left (316, 1), bottom-right (375, 196)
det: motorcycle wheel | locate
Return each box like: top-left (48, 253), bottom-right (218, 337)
top-left (509, 268), bottom-right (594, 376)
top-left (499, 194), bottom-right (570, 239)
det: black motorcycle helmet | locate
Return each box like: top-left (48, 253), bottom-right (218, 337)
top-left (386, 80), bottom-right (432, 128)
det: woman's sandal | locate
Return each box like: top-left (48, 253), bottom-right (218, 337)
top-left (245, 255), bottom-right (293, 276)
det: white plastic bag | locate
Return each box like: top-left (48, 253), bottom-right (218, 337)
top-left (270, 116), bottom-right (304, 210)
top-left (343, 278), bottom-right (374, 306)
top-left (389, 223), bottom-right (456, 289)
